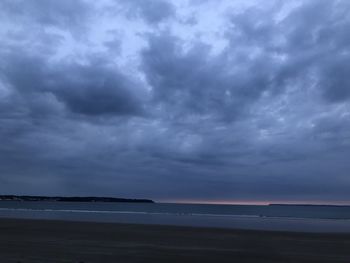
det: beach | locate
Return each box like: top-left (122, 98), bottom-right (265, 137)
top-left (1, 218), bottom-right (350, 262)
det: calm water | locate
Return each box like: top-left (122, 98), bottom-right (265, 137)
top-left (1, 201), bottom-right (350, 232)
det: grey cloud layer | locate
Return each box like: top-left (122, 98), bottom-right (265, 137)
top-left (122, 0), bottom-right (175, 24)
top-left (0, 0), bottom-right (90, 31)
top-left (0, 0), bottom-right (350, 202)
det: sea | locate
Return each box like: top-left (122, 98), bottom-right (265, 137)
top-left (1, 201), bottom-right (350, 232)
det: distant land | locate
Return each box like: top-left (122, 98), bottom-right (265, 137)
top-left (0, 195), bottom-right (154, 203)
top-left (269, 203), bottom-right (350, 207)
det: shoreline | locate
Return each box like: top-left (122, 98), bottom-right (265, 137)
top-left (1, 218), bottom-right (350, 262)
top-left (2, 209), bottom-right (350, 233)
top-left (4, 216), bottom-right (350, 234)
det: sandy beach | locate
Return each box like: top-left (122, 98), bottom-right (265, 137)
top-left (1, 218), bottom-right (350, 262)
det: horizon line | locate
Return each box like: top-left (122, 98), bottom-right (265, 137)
top-left (2, 195), bottom-right (350, 206)
top-left (158, 199), bottom-right (350, 206)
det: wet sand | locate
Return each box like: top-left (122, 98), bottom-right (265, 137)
top-left (1, 218), bottom-right (350, 263)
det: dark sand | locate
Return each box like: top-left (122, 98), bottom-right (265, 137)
top-left (1, 218), bottom-right (350, 263)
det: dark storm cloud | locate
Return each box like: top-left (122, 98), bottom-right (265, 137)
top-left (1, 51), bottom-right (145, 117)
top-left (280, 0), bottom-right (350, 102)
top-left (224, 0), bottom-right (350, 103)
top-left (141, 33), bottom-right (273, 121)
top-left (0, 0), bottom-right (350, 202)
top-left (140, 0), bottom-right (348, 123)
top-left (319, 54), bottom-right (350, 102)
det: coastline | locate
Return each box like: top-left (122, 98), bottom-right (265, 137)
top-left (1, 218), bottom-right (350, 262)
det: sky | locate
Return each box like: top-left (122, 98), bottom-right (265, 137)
top-left (0, 0), bottom-right (350, 204)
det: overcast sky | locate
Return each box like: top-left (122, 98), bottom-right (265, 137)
top-left (0, 0), bottom-right (350, 204)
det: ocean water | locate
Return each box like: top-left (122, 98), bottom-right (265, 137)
top-left (1, 201), bottom-right (350, 232)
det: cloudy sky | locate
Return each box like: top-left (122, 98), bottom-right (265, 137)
top-left (0, 0), bottom-right (349, 204)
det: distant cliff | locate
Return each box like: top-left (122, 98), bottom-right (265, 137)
top-left (0, 195), bottom-right (154, 203)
